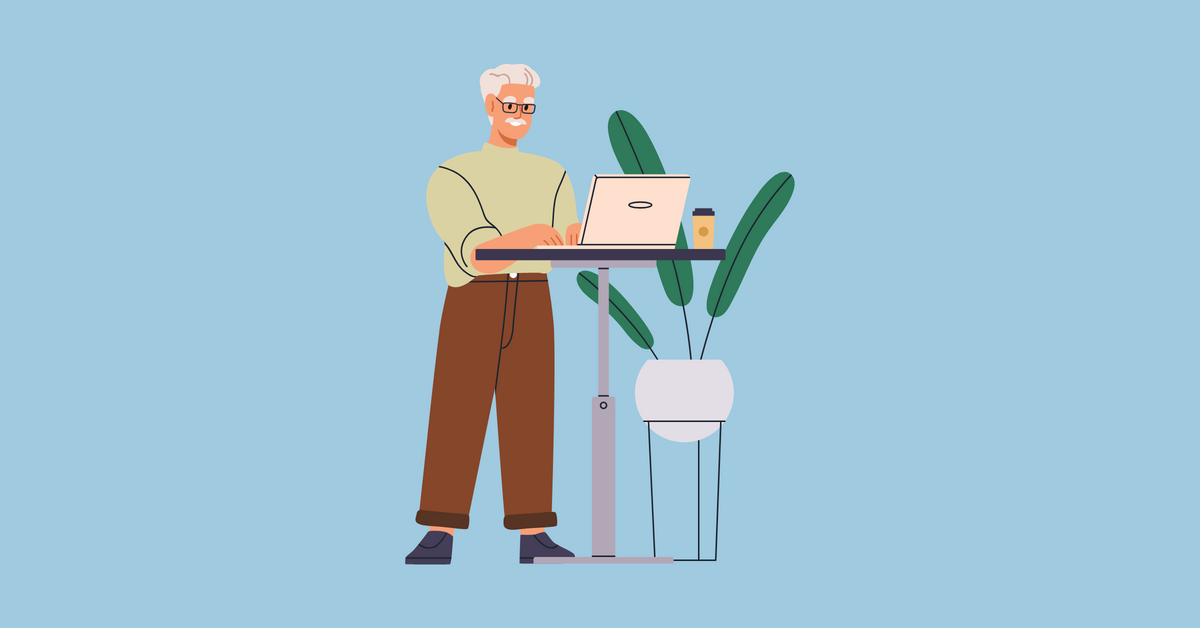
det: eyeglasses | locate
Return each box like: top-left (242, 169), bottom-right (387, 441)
top-left (495, 98), bottom-right (536, 115)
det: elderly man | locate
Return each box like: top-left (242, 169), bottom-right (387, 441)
top-left (406, 64), bottom-right (579, 565)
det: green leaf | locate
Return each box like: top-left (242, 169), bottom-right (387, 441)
top-left (576, 271), bottom-right (655, 351)
top-left (607, 110), bottom-right (665, 175)
top-left (607, 110), bottom-right (693, 307)
top-left (706, 172), bottom-right (796, 318)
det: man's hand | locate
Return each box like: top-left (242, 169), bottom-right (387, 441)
top-left (565, 223), bottom-right (582, 246)
top-left (472, 223), bottom-right (563, 273)
top-left (510, 223), bottom-right (563, 247)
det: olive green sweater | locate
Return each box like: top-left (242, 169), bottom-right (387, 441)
top-left (427, 143), bottom-right (578, 287)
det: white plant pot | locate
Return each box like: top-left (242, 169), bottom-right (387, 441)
top-left (634, 359), bottom-right (733, 442)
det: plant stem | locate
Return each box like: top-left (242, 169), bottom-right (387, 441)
top-left (650, 346), bottom-right (659, 360)
top-left (682, 303), bottom-right (692, 359)
top-left (699, 315), bottom-right (716, 360)
top-left (672, 260), bottom-right (692, 359)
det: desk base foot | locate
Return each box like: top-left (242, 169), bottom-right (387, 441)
top-left (531, 556), bottom-right (674, 564)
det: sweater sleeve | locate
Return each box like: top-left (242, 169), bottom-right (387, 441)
top-left (550, 170), bottom-right (578, 241)
top-left (427, 166), bottom-right (501, 276)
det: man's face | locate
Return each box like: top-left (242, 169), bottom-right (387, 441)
top-left (486, 83), bottom-right (535, 142)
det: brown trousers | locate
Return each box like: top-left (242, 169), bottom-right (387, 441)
top-left (416, 273), bottom-right (557, 530)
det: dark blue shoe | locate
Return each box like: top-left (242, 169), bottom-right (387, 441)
top-left (519, 532), bottom-right (574, 564)
top-left (405, 531), bottom-right (453, 565)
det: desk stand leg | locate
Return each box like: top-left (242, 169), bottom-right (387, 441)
top-left (593, 267), bottom-right (614, 558)
top-left (536, 267), bottom-right (671, 564)
top-left (592, 396), bottom-right (615, 557)
top-left (597, 267), bottom-right (609, 396)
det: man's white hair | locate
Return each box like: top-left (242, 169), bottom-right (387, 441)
top-left (480, 64), bottom-right (540, 124)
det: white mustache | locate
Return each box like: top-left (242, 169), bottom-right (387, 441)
top-left (504, 118), bottom-right (527, 127)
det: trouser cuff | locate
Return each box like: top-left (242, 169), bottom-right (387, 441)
top-left (503, 512), bottom-right (558, 530)
top-left (416, 510), bottom-right (470, 529)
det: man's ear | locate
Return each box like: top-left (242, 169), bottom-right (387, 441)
top-left (484, 94), bottom-right (496, 117)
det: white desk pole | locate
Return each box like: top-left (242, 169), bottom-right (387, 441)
top-left (543, 259), bottom-right (669, 563)
top-left (474, 254), bottom-right (716, 565)
top-left (474, 250), bottom-right (721, 564)
top-left (593, 267), bottom-right (615, 557)
top-left (598, 267), bottom-right (610, 396)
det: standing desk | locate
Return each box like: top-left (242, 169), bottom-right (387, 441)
top-left (476, 248), bottom-right (725, 564)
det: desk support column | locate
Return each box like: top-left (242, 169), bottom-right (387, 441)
top-left (597, 267), bottom-right (609, 396)
top-left (593, 267), bottom-right (616, 557)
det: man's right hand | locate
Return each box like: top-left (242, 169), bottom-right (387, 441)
top-left (507, 224), bottom-right (563, 247)
top-left (471, 223), bottom-right (564, 273)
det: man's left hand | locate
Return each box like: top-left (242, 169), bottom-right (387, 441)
top-left (565, 223), bottom-right (582, 246)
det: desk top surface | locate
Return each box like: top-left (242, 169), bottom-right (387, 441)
top-left (475, 248), bottom-right (725, 262)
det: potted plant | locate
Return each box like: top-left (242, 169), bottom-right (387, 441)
top-left (575, 111), bottom-right (796, 442)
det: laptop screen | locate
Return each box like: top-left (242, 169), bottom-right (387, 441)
top-left (580, 175), bottom-right (690, 245)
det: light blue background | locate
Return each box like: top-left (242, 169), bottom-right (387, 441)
top-left (2, 1), bottom-right (1197, 626)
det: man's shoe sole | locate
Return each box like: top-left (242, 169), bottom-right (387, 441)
top-left (406, 557), bottom-right (451, 565)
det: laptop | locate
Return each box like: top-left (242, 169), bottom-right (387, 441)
top-left (538, 174), bottom-right (690, 249)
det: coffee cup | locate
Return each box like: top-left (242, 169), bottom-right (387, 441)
top-left (692, 208), bottom-right (715, 249)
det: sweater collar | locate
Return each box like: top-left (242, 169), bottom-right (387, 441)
top-left (481, 142), bottom-right (520, 154)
